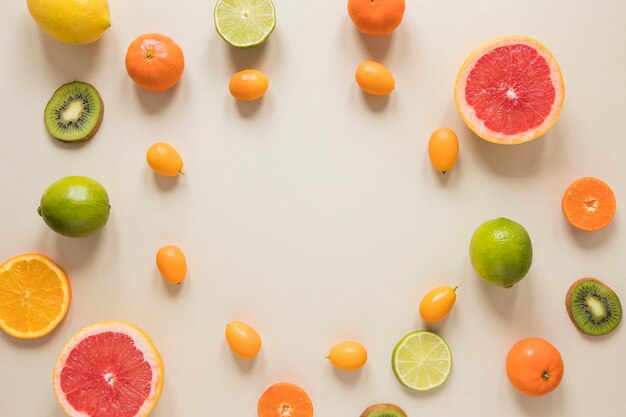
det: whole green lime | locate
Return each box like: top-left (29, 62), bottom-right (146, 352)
top-left (470, 218), bottom-right (532, 288)
top-left (38, 176), bottom-right (111, 238)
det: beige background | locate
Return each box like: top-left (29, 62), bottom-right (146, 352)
top-left (1, 0), bottom-right (625, 416)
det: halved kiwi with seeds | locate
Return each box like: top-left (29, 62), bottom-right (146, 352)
top-left (360, 404), bottom-right (407, 417)
top-left (44, 81), bottom-right (104, 143)
top-left (566, 278), bottom-right (622, 336)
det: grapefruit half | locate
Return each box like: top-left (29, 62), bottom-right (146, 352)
top-left (53, 321), bottom-right (164, 417)
top-left (455, 36), bottom-right (565, 145)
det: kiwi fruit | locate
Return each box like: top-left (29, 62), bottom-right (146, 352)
top-left (44, 81), bottom-right (104, 143)
top-left (566, 278), bottom-right (622, 336)
top-left (360, 403), bottom-right (407, 417)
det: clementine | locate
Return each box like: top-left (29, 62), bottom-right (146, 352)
top-left (125, 33), bottom-right (185, 92)
top-left (347, 0), bottom-right (406, 36)
top-left (506, 337), bottom-right (564, 397)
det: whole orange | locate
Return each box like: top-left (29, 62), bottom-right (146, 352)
top-left (125, 33), bottom-right (185, 92)
top-left (506, 337), bottom-right (564, 397)
top-left (347, 0), bottom-right (406, 36)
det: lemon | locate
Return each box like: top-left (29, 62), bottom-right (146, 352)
top-left (27, 0), bottom-right (111, 45)
top-left (392, 330), bottom-right (452, 391)
top-left (470, 218), bottom-right (533, 288)
top-left (38, 176), bottom-right (111, 238)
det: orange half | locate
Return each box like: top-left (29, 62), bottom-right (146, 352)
top-left (0, 253), bottom-right (71, 338)
top-left (562, 177), bottom-right (616, 231)
top-left (258, 382), bottom-right (313, 417)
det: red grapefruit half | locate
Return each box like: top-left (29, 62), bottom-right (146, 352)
top-left (53, 321), bottom-right (164, 417)
top-left (455, 36), bottom-right (565, 145)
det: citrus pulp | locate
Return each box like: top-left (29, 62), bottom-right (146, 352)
top-left (391, 330), bottom-right (452, 391)
top-left (53, 321), bottom-right (164, 417)
top-left (214, 0), bottom-right (276, 48)
top-left (455, 36), bottom-right (565, 144)
top-left (0, 254), bottom-right (71, 338)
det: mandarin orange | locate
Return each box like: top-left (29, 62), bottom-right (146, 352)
top-left (347, 0), bottom-right (405, 36)
top-left (506, 337), bottom-right (564, 397)
top-left (125, 33), bottom-right (185, 92)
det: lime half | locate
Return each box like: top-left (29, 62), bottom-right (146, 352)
top-left (214, 0), bottom-right (276, 48)
top-left (392, 330), bottom-right (452, 391)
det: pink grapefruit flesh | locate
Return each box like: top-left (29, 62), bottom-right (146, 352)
top-left (455, 36), bottom-right (565, 144)
top-left (53, 322), bottom-right (164, 417)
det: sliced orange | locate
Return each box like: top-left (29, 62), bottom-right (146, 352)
top-left (0, 253), bottom-right (71, 338)
top-left (258, 382), bottom-right (313, 417)
top-left (562, 177), bottom-right (616, 231)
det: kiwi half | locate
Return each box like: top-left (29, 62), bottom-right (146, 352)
top-left (566, 278), bottom-right (622, 336)
top-left (44, 81), bottom-right (104, 143)
top-left (360, 404), bottom-right (407, 417)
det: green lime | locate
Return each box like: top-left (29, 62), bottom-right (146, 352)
top-left (38, 176), bottom-right (111, 238)
top-left (470, 218), bottom-right (532, 288)
top-left (392, 330), bottom-right (452, 391)
top-left (214, 0), bottom-right (276, 48)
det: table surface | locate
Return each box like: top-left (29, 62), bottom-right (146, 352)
top-left (1, 0), bottom-right (625, 416)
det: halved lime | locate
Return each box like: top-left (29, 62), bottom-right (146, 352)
top-left (392, 330), bottom-right (452, 391)
top-left (214, 0), bottom-right (276, 48)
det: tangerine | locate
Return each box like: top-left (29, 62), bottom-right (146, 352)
top-left (125, 33), bottom-right (185, 92)
top-left (506, 337), bottom-right (564, 397)
top-left (347, 0), bottom-right (406, 37)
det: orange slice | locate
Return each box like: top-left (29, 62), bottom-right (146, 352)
top-left (562, 177), bottom-right (616, 231)
top-left (0, 253), bottom-right (71, 338)
top-left (258, 382), bottom-right (313, 417)
top-left (53, 321), bottom-right (164, 417)
top-left (455, 35), bottom-right (565, 144)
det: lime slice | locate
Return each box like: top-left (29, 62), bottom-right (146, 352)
top-left (214, 0), bottom-right (276, 48)
top-left (392, 330), bottom-right (452, 391)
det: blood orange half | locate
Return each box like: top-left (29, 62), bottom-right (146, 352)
top-left (53, 322), bottom-right (164, 417)
top-left (455, 36), bottom-right (565, 145)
